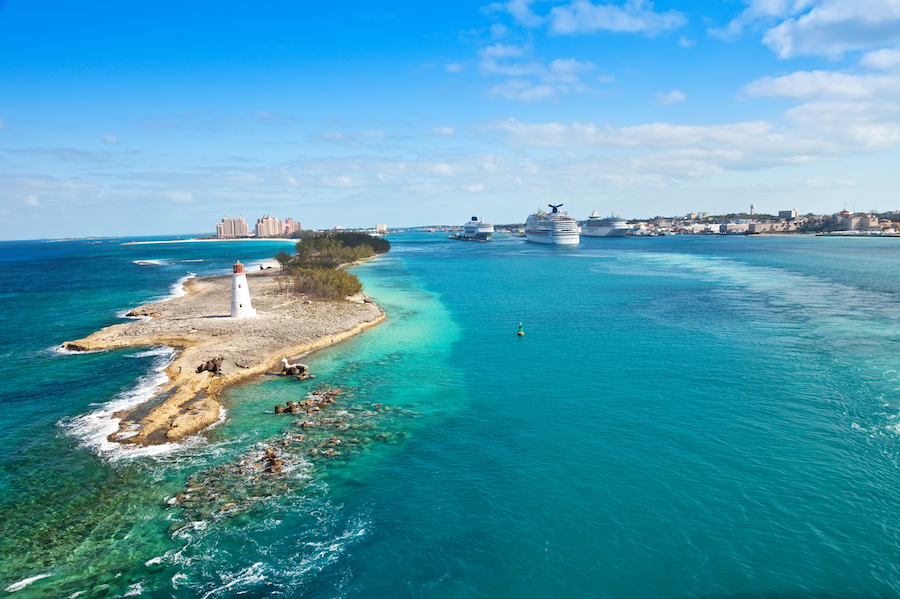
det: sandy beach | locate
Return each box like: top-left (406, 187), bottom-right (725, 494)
top-left (63, 267), bottom-right (384, 446)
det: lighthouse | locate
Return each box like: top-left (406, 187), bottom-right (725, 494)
top-left (230, 261), bottom-right (256, 318)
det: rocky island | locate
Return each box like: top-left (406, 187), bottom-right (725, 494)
top-left (63, 267), bottom-right (384, 446)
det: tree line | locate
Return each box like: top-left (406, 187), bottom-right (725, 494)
top-left (274, 232), bottom-right (390, 300)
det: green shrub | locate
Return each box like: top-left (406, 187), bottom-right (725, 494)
top-left (278, 268), bottom-right (363, 300)
top-left (274, 232), bottom-right (387, 299)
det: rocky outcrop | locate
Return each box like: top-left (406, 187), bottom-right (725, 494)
top-left (197, 357), bottom-right (224, 374)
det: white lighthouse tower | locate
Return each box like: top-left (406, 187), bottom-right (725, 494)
top-left (230, 261), bottom-right (256, 318)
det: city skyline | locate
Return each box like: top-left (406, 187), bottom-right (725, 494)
top-left (2, 0), bottom-right (900, 240)
top-left (216, 214), bottom-right (302, 238)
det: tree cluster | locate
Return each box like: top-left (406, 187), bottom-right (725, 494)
top-left (274, 232), bottom-right (390, 300)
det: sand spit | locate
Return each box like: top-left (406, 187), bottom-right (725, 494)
top-left (63, 268), bottom-right (385, 446)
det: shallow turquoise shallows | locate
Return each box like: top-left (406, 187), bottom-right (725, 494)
top-left (3, 233), bottom-right (900, 598)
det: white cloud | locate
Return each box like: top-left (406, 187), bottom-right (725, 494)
top-left (433, 163), bottom-right (456, 176)
top-left (481, 42), bottom-right (528, 62)
top-left (446, 62), bottom-right (465, 73)
top-left (712, 0), bottom-right (900, 58)
top-left (25, 194), bottom-right (39, 206)
top-left (549, 57), bottom-right (594, 81)
top-left (322, 176), bottom-right (363, 187)
top-left (479, 44), bottom-right (594, 101)
top-left (656, 89), bottom-right (687, 104)
top-left (491, 23), bottom-right (508, 38)
top-left (861, 46), bottom-right (900, 70)
top-left (489, 80), bottom-right (559, 101)
top-left (679, 36), bottom-right (694, 47)
top-left (0, 119), bottom-right (6, 130)
top-left (494, 118), bottom-right (779, 150)
top-left (312, 129), bottom-right (391, 147)
top-left (433, 126), bottom-right (456, 136)
top-left (740, 69), bottom-right (900, 152)
top-left (486, 0), bottom-right (545, 27)
top-left (743, 70), bottom-right (900, 99)
top-left (166, 191), bottom-right (193, 202)
top-left (490, 0), bottom-right (686, 35)
top-left (101, 135), bottom-right (118, 144)
top-left (549, 0), bottom-right (687, 35)
top-left (490, 100), bottom-right (900, 172)
top-left (708, 0), bottom-right (814, 40)
top-left (784, 100), bottom-right (900, 148)
top-left (765, 1), bottom-right (900, 58)
top-left (465, 183), bottom-right (485, 192)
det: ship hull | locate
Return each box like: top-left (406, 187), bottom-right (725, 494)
top-left (525, 229), bottom-right (580, 244)
top-left (582, 226), bottom-right (628, 237)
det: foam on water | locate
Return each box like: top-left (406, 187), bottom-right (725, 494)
top-left (4, 573), bottom-right (53, 593)
top-left (199, 562), bottom-right (266, 599)
top-left (48, 344), bottom-right (107, 356)
top-left (56, 347), bottom-right (215, 461)
top-left (164, 273), bottom-right (196, 300)
top-left (132, 259), bottom-right (166, 266)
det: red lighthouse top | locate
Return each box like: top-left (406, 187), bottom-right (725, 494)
top-left (233, 261), bottom-right (244, 274)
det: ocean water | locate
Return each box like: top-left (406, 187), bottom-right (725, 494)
top-left (3, 233), bottom-right (900, 598)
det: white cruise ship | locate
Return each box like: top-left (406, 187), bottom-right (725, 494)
top-left (581, 211), bottom-right (629, 237)
top-left (525, 205), bottom-right (580, 245)
top-left (463, 216), bottom-right (494, 240)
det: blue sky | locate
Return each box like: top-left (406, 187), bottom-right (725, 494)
top-left (2, 0), bottom-right (900, 238)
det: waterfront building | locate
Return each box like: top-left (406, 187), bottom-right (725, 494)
top-left (833, 211), bottom-right (878, 231)
top-left (255, 215), bottom-right (284, 238)
top-left (724, 223), bottom-right (750, 234)
top-left (748, 221), bottom-right (801, 233)
top-left (216, 215), bottom-right (249, 238)
top-left (779, 209), bottom-right (799, 220)
top-left (285, 218), bottom-right (302, 234)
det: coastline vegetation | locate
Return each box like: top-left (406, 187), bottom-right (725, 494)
top-left (275, 232), bottom-right (390, 300)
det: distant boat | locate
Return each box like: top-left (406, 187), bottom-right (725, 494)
top-left (525, 205), bottom-right (580, 245)
top-left (582, 212), bottom-right (629, 237)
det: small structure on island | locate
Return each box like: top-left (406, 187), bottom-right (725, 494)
top-left (230, 261), bottom-right (257, 318)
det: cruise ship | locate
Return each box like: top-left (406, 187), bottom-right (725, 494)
top-left (450, 216), bottom-right (494, 241)
top-left (581, 212), bottom-right (629, 237)
top-left (525, 205), bottom-right (580, 245)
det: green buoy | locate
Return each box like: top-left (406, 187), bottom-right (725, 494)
top-left (517, 322), bottom-right (525, 336)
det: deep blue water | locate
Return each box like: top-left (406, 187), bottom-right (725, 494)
top-left (3, 233), bottom-right (900, 598)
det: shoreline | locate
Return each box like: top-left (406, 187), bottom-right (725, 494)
top-left (63, 266), bottom-right (385, 447)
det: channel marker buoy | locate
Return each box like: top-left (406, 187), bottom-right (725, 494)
top-left (517, 322), bottom-right (525, 336)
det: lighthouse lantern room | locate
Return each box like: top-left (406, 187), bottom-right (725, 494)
top-left (230, 261), bottom-right (257, 318)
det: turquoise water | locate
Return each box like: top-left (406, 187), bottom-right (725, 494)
top-left (3, 234), bottom-right (900, 597)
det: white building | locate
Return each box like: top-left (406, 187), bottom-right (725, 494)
top-left (230, 261), bottom-right (256, 318)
